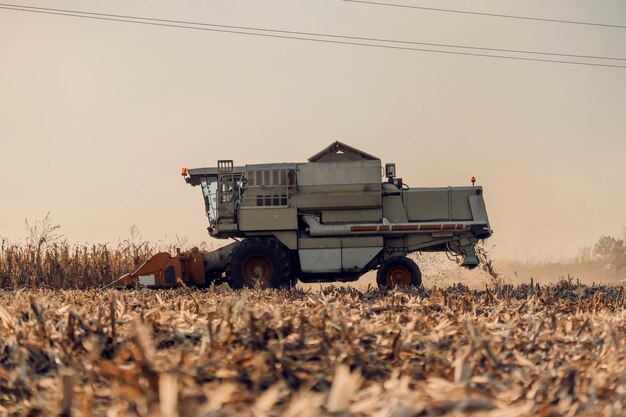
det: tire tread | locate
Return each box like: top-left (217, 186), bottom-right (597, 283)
top-left (376, 257), bottom-right (422, 289)
top-left (225, 237), bottom-right (292, 289)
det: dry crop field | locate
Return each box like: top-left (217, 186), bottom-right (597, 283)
top-left (0, 235), bottom-right (156, 289)
top-left (1, 282), bottom-right (626, 417)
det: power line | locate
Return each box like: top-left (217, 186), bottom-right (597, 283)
top-left (1, 3), bottom-right (625, 62)
top-left (342, 0), bottom-right (626, 29)
top-left (1, 4), bottom-right (625, 69)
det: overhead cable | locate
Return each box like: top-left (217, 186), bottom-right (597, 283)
top-left (342, 0), bottom-right (626, 30)
top-left (1, 4), bottom-right (625, 69)
top-left (0, 3), bottom-right (624, 62)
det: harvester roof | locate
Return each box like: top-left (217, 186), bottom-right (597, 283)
top-left (307, 141), bottom-right (379, 163)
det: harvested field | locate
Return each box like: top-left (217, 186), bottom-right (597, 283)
top-left (1, 282), bottom-right (626, 416)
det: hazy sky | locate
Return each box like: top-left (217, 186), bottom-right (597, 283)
top-left (1, 0), bottom-right (625, 260)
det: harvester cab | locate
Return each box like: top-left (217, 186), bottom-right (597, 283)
top-left (112, 141), bottom-right (492, 289)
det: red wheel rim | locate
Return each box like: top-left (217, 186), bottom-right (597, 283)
top-left (386, 266), bottom-right (411, 287)
top-left (242, 255), bottom-right (273, 286)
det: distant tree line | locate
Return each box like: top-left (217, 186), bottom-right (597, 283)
top-left (590, 228), bottom-right (626, 270)
top-left (594, 235), bottom-right (625, 259)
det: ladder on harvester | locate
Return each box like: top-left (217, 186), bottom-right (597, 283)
top-left (217, 160), bottom-right (235, 222)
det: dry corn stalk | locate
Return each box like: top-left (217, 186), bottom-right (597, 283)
top-left (0, 283), bottom-right (624, 416)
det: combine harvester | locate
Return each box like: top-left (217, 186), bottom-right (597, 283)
top-left (113, 142), bottom-right (492, 289)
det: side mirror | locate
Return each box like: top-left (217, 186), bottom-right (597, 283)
top-left (385, 163), bottom-right (396, 178)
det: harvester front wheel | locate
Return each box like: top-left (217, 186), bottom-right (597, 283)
top-left (376, 257), bottom-right (422, 289)
top-left (226, 238), bottom-right (292, 289)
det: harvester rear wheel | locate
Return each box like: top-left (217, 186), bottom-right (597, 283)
top-left (376, 257), bottom-right (422, 289)
top-left (226, 238), bottom-right (292, 289)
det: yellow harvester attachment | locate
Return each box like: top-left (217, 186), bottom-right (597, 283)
top-left (109, 243), bottom-right (238, 288)
top-left (108, 249), bottom-right (207, 288)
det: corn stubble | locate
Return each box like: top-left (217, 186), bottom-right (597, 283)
top-left (1, 282), bottom-right (626, 417)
